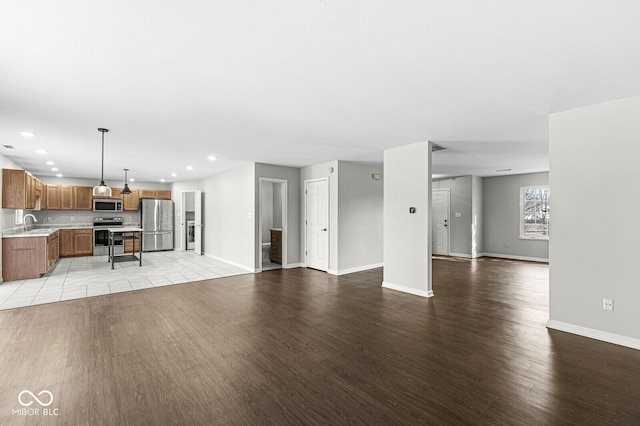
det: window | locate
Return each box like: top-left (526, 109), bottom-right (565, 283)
top-left (520, 186), bottom-right (549, 240)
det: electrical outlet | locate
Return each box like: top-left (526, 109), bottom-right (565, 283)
top-left (603, 298), bottom-right (614, 311)
top-left (48, 217), bottom-right (52, 222)
top-left (70, 216), bottom-right (75, 222)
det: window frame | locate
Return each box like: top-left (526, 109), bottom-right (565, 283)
top-left (519, 185), bottom-right (550, 240)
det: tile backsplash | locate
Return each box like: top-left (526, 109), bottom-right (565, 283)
top-left (2, 210), bottom-right (140, 230)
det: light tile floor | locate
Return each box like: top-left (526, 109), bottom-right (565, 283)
top-left (0, 251), bottom-right (251, 310)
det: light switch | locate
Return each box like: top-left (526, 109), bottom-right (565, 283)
top-left (455, 212), bottom-right (462, 218)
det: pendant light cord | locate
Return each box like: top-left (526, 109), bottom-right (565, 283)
top-left (98, 128), bottom-right (108, 185)
top-left (101, 131), bottom-right (105, 184)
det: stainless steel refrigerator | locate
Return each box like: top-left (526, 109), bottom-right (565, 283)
top-left (140, 199), bottom-right (174, 251)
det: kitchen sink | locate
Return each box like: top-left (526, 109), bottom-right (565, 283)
top-left (24, 228), bottom-right (58, 234)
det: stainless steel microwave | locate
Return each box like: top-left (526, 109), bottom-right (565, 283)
top-left (93, 199), bottom-right (123, 212)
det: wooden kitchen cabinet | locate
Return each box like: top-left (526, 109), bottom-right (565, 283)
top-left (43, 184), bottom-right (61, 209)
top-left (59, 229), bottom-right (93, 258)
top-left (2, 169), bottom-right (41, 210)
top-left (60, 186), bottom-right (73, 210)
top-left (139, 189), bottom-right (171, 200)
top-left (123, 232), bottom-right (141, 253)
top-left (270, 229), bottom-right (282, 264)
top-left (47, 231), bottom-right (59, 271)
top-left (73, 186), bottom-right (93, 211)
top-left (122, 190), bottom-right (140, 211)
top-left (2, 234), bottom-right (58, 282)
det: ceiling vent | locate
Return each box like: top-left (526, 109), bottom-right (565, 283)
top-left (431, 143), bottom-right (446, 152)
top-left (3, 145), bottom-right (16, 149)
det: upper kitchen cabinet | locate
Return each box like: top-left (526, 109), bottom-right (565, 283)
top-left (2, 169), bottom-right (42, 209)
top-left (139, 189), bottom-right (171, 200)
top-left (43, 184), bottom-right (61, 209)
top-left (122, 190), bottom-right (140, 211)
top-left (40, 185), bottom-right (92, 211)
top-left (73, 186), bottom-right (93, 211)
top-left (60, 186), bottom-right (73, 210)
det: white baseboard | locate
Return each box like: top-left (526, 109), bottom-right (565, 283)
top-left (480, 252), bottom-right (549, 263)
top-left (381, 282), bottom-right (434, 298)
top-left (547, 320), bottom-right (640, 351)
top-left (283, 263), bottom-right (304, 269)
top-left (328, 263), bottom-right (383, 276)
top-left (203, 253), bottom-right (255, 273)
top-left (449, 252), bottom-right (473, 258)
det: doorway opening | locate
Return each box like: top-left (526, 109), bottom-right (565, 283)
top-left (258, 178), bottom-right (287, 271)
top-left (180, 190), bottom-right (203, 254)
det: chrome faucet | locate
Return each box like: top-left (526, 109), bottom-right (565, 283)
top-left (23, 213), bottom-right (38, 231)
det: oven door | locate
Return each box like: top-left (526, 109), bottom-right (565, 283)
top-left (93, 228), bottom-right (124, 256)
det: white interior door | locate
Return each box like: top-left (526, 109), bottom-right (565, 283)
top-left (432, 189), bottom-right (450, 255)
top-left (194, 190), bottom-right (203, 255)
top-left (305, 179), bottom-right (329, 271)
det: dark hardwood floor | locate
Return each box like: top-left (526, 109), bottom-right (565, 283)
top-left (1, 258), bottom-right (639, 425)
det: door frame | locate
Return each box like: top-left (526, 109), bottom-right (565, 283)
top-left (180, 189), bottom-right (203, 254)
top-left (258, 178), bottom-right (288, 271)
top-left (303, 177), bottom-right (330, 271)
top-left (432, 188), bottom-right (450, 256)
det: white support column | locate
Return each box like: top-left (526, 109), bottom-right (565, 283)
top-left (382, 141), bottom-right (433, 297)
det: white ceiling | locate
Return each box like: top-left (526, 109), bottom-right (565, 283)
top-left (2, 1), bottom-right (640, 183)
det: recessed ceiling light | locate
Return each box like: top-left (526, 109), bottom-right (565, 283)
top-left (56, 174), bottom-right (63, 178)
top-left (171, 173), bottom-right (177, 177)
top-left (46, 161), bottom-right (55, 165)
top-left (160, 178), bottom-right (166, 183)
top-left (51, 167), bottom-right (59, 172)
top-left (129, 178), bottom-right (135, 182)
top-left (208, 155), bottom-right (217, 161)
top-left (36, 149), bottom-right (48, 154)
top-left (186, 166), bottom-right (193, 170)
top-left (19, 131), bottom-right (37, 137)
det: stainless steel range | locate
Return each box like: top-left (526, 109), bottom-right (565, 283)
top-left (93, 216), bottom-right (124, 256)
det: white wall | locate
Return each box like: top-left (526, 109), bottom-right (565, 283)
top-left (273, 182), bottom-right (283, 229)
top-left (382, 142), bottom-right (432, 297)
top-left (300, 161), bottom-right (338, 271)
top-left (548, 95), bottom-right (640, 349)
top-left (337, 161), bottom-right (383, 273)
top-left (260, 181), bottom-right (274, 243)
top-left (200, 164), bottom-right (255, 271)
top-left (483, 172), bottom-right (549, 261)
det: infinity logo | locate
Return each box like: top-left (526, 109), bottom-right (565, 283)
top-left (18, 390), bottom-right (53, 407)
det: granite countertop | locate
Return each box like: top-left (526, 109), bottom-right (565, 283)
top-left (2, 224), bottom-right (94, 238)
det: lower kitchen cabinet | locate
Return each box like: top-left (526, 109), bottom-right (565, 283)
top-left (60, 229), bottom-right (93, 258)
top-left (2, 233), bottom-right (59, 282)
top-left (47, 231), bottom-right (59, 270)
top-left (270, 229), bottom-right (282, 264)
top-left (123, 232), bottom-right (140, 253)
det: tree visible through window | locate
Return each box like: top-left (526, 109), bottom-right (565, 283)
top-left (520, 186), bottom-right (549, 239)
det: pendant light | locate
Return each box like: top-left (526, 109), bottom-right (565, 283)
top-left (93, 128), bottom-right (112, 197)
top-left (121, 168), bottom-right (132, 195)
